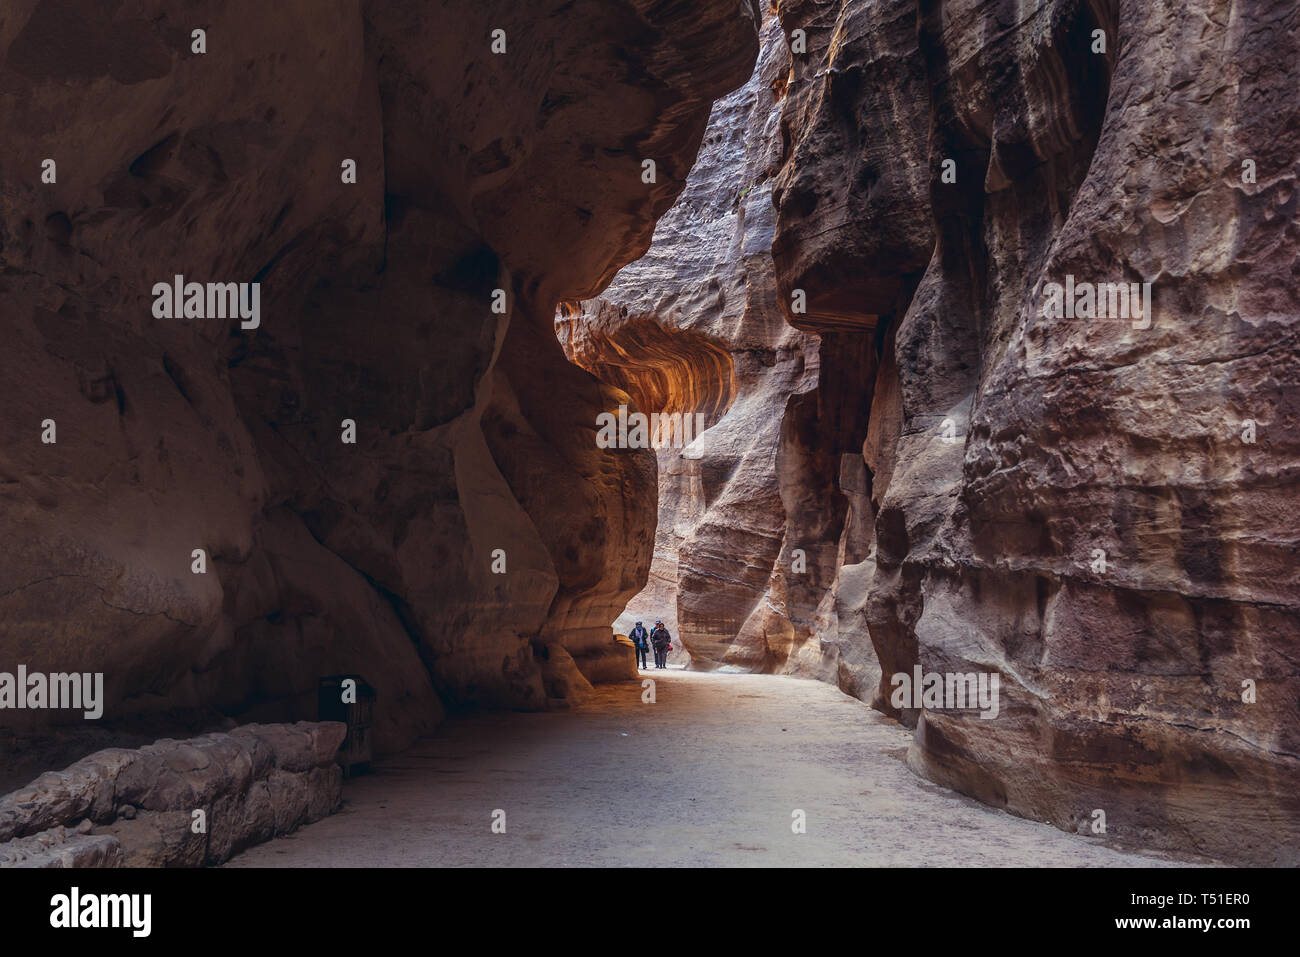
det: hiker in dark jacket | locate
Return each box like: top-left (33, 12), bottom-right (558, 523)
top-left (649, 620), bottom-right (671, 669)
top-left (629, 621), bottom-right (649, 669)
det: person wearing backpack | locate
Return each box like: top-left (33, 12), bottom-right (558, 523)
top-left (629, 621), bottom-right (650, 669)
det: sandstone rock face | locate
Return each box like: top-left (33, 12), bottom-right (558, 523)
top-left (3, 0), bottom-right (1293, 870)
top-left (565, 0), bottom-right (1298, 865)
top-left (563, 10), bottom-right (888, 702)
top-left (0, 2), bottom-right (758, 751)
top-left (765, 0), bottom-right (1300, 863)
top-left (0, 721), bottom-right (345, 867)
top-left (563, 14), bottom-right (876, 686)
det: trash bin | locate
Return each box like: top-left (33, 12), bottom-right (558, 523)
top-left (317, 674), bottom-right (375, 778)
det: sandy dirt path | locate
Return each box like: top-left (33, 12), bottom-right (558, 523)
top-left (226, 670), bottom-right (1199, 867)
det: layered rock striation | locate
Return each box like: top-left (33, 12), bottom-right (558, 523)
top-left (563, 14), bottom-right (871, 685)
top-left (2, 0), bottom-right (1294, 868)
top-left (768, 0), bottom-right (1300, 863)
top-left (568, 0), bottom-right (1299, 864)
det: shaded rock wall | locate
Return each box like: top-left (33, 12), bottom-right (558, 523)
top-left (0, 721), bottom-right (345, 867)
top-left (0, 2), bottom-right (759, 750)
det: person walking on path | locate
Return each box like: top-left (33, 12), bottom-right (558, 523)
top-left (629, 621), bottom-right (650, 669)
top-left (649, 620), bottom-right (671, 669)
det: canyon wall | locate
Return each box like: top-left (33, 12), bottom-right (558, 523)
top-left (2, 0), bottom-right (1294, 868)
top-left (568, 0), bottom-right (1298, 863)
top-left (563, 14), bottom-right (881, 694)
top-left (560, 17), bottom-right (814, 668)
top-left (0, 1), bottom-right (759, 751)
top-left (769, 0), bottom-right (1300, 863)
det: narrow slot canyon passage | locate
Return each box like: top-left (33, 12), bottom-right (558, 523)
top-left (1, 0), bottom-right (1296, 889)
top-left (226, 671), bottom-right (1188, 867)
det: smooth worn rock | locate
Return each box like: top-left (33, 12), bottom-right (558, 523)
top-left (0, 0), bottom-right (759, 749)
top-left (2, 0), bottom-right (1290, 873)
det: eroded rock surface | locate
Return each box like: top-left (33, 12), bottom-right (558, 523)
top-left (567, 0), bottom-right (1298, 865)
top-left (0, 721), bottom-right (345, 867)
top-left (0, 2), bottom-right (759, 751)
top-left (2, 0), bottom-right (1294, 869)
top-left (563, 14), bottom-right (875, 687)
top-left (767, 0), bottom-right (1300, 864)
